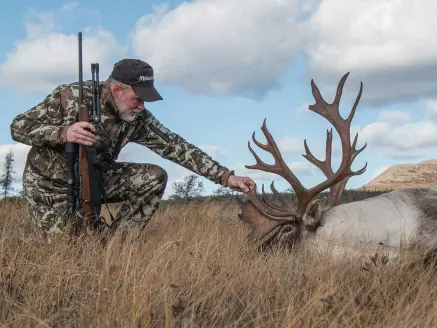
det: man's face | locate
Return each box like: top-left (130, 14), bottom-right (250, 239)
top-left (112, 85), bottom-right (145, 122)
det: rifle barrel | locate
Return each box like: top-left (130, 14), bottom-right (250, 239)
top-left (95, 63), bottom-right (101, 122)
top-left (91, 63), bottom-right (96, 122)
top-left (78, 32), bottom-right (83, 106)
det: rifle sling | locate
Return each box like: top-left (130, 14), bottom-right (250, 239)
top-left (112, 121), bottom-right (127, 161)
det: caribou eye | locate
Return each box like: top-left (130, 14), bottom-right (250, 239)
top-left (282, 226), bottom-right (294, 234)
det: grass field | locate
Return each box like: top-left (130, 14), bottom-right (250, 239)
top-left (1, 196), bottom-right (437, 327)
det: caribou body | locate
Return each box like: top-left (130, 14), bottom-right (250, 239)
top-left (303, 188), bottom-right (437, 259)
top-left (238, 72), bottom-right (437, 261)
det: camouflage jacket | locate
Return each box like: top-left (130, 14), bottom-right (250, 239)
top-left (10, 81), bottom-right (233, 189)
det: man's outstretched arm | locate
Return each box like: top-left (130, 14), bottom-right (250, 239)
top-left (132, 110), bottom-right (255, 192)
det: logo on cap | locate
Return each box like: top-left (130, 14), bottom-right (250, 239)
top-left (139, 76), bottom-right (154, 81)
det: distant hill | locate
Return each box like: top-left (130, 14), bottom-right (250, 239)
top-left (361, 159), bottom-right (437, 191)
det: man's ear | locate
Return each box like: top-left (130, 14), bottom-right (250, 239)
top-left (110, 84), bottom-right (123, 98)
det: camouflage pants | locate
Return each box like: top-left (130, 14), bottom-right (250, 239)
top-left (23, 162), bottom-right (168, 238)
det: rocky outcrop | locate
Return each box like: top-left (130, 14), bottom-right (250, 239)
top-left (361, 160), bottom-right (437, 191)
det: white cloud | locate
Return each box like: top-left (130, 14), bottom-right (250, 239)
top-left (199, 144), bottom-right (228, 158)
top-left (297, 103), bottom-right (312, 114)
top-left (7, 0), bottom-right (435, 106)
top-left (287, 161), bottom-right (316, 176)
top-left (356, 101), bottom-right (437, 158)
top-left (305, 0), bottom-right (437, 105)
top-left (0, 5), bottom-right (124, 93)
top-left (377, 110), bottom-right (411, 125)
top-left (117, 143), bottom-right (155, 163)
top-left (426, 99), bottom-right (437, 124)
top-left (360, 121), bottom-right (437, 158)
top-left (131, 0), bottom-right (307, 97)
top-left (128, 0), bottom-right (437, 105)
top-left (277, 137), bottom-right (305, 154)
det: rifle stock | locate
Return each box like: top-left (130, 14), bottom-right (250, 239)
top-left (78, 103), bottom-right (95, 229)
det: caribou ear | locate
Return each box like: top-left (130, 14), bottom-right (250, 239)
top-left (307, 198), bottom-right (322, 217)
top-left (303, 198), bottom-right (323, 231)
top-left (237, 198), bottom-right (290, 239)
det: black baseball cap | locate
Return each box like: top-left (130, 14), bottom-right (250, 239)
top-left (110, 59), bottom-right (163, 102)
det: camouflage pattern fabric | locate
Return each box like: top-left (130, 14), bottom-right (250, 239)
top-left (11, 81), bottom-right (231, 238)
top-left (23, 161), bottom-right (167, 238)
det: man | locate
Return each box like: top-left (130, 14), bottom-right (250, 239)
top-left (10, 59), bottom-right (255, 239)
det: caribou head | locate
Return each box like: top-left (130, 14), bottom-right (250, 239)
top-left (238, 72), bottom-right (367, 250)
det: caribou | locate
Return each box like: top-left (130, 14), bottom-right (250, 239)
top-left (238, 72), bottom-right (437, 261)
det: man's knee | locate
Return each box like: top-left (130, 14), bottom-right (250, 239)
top-left (143, 164), bottom-right (167, 188)
top-left (131, 164), bottom-right (168, 196)
top-left (153, 165), bottom-right (168, 184)
top-left (27, 199), bottom-right (68, 237)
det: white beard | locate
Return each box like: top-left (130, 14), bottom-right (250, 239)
top-left (118, 111), bottom-right (138, 122)
top-left (114, 96), bottom-right (139, 122)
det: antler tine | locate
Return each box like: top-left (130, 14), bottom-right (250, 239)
top-left (302, 128), bottom-right (334, 178)
top-left (329, 133), bottom-right (368, 206)
top-left (352, 133), bottom-right (367, 160)
top-left (245, 119), bottom-right (306, 193)
top-left (350, 133), bottom-right (368, 175)
top-left (309, 72), bottom-right (350, 125)
top-left (303, 128), bottom-right (340, 205)
top-left (330, 162), bottom-right (368, 206)
top-left (325, 129), bottom-right (333, 168)
top-left (264, 181), bottom-right (290, 210)
top-left (333, 72), bottom-right (350, 106)
top-left (329, 179), bottom-right (348, 206)
top-left (247, 139), bottom-right (272, 170)
top-left (261, 184), bottom-right (286, 212)
top-left (303, 128), bottom-right (368, 204)
top-left (269, 181), bottom-right (289, 208)
top-left (329, 161), bottom-right (368, 205)
top-left (347, 81), bottom-right (363, 125)
top-left (244, 119), bottom-right (302, 218)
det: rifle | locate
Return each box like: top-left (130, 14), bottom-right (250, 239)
top-left (66, 32), bottom-right (103, 236)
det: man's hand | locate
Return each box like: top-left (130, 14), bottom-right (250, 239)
top-left (227, 175), bottom-right (256, 193)
top-left (66, 122), bottom-right (96, 146)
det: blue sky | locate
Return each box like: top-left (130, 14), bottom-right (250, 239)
top-left (1, 0), bottom-right (437, 198)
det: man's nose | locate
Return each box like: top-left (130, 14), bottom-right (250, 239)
top-left (138, 103), bottom-right (145, 110)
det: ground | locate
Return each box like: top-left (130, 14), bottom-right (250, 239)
top-left (1, 196), bottom-right (437, 327)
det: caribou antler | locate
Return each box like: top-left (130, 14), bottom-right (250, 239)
top-left (244, 72), bottom-right (367, 218)
top-left (303, 128), bottom-right (367, 207)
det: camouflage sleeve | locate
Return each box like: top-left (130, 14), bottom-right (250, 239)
top-left (10, 85), bottom-right (78, 147)
top-left (132, 110), bottom-right (234, 185)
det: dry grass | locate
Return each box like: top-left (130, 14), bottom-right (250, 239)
top-left (1, 197), bottom-right (437, 328)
